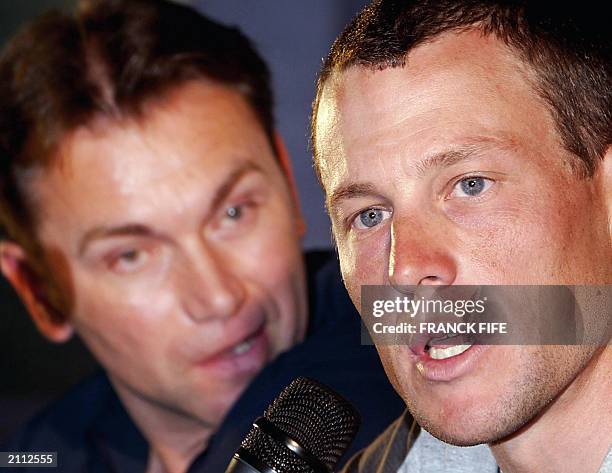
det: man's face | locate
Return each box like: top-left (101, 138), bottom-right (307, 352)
top-left (27, 81), bottom-right (307, 428)
top-left (315, 31), bottom-right (612, 445)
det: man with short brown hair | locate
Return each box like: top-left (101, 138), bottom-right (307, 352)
top-left (0, 1), bottom-right (404, 471)
top-left (312, 1), bottom-right (612, 472)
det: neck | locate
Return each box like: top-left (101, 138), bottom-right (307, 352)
top-left (110, 377), bottom-right (214, 473)
top-left (490, 346), bottom-right (612, 473)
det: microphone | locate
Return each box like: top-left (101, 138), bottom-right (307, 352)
top-left (225, 377), bottom-right (361, 473)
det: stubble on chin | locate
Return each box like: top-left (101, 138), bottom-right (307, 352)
top-left (393, 345), bottom-right (597, 447)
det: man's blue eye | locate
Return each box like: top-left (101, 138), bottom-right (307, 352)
top-left (459, 177), bottom-right (487, 196)
top-left (107, 248), bottom-right (151, 274)
top-left (359, 209), bottom-right (384, 228)
top-left (119, 250), bottom-right (140, 262)
top-left (226, 206), bottom-right (242, 219)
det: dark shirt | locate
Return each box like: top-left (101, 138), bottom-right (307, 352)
top-left (2, 251), bottom-right (404, 472)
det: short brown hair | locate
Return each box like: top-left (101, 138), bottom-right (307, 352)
top-left (0, 0), bottom-right (274, 245)
top-left (312, 0), bottom-right (611, 178)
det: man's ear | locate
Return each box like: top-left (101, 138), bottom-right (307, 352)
top-left (0, 241), bottom-right (73, 343)
top-left (273, 132), bottom-right (307, 238)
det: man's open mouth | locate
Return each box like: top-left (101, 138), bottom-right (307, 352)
top-left (232, 331), bottom-right (260, 356)
top-left (423, 334), bottom-right (475, 360)
top-left (426, 343), bottom-right (473, 360)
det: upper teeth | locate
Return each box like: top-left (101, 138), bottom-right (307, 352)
top-left (429, 344), bottom-right (472, 360)
top-left (233, 339), bottom-right (253, 355)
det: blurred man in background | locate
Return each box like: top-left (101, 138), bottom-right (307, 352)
top-left (0, 0), bottom-right (403, 471)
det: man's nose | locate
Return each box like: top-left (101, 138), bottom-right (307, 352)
top-left (387, 215), bottom-right (457, 288)
top-left (179, 243), bottom-right (246, 322)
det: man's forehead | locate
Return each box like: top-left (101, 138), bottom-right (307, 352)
top-left (49, 83), bottom-right (266, 181)
top-left (316, 29), bottom-right (531, 133)
top-left (315, 30), bottom-right (548, 195)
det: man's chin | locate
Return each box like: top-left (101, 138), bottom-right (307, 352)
top-left (418, 421), bottom-right (498, 447)
top-left (409, 403), bottom-right (530, 448)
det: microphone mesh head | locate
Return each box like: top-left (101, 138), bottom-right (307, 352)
top-left (240, 377), bottom-right (360, 472)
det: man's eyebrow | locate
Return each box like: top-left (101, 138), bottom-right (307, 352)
top-left (327, 182), bottom-right (381, 211)
top-left (79, 224), bottom-right (159, 256)
top-left (414, 137), bottom-right (518, 177)
top-left (78, 161), bottom-right (264, 256)
top-left (413, 148), bottom-right (478, 177)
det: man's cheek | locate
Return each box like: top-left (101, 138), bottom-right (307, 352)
top-left (336, 252), bottom-right (361, 307)
top-left (72, 281), bottom-right (173, 343)
top-left (342, 237), bottom-right (388, 282)
top-left (377, 346), bottom-right (410, 397)
top-left (261, 249), bottom-right (301, 292)
top-left (242, 229), bottom-right (300, 276)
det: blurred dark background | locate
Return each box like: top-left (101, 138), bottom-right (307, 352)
top-left (0, 0), bottom-right (369, 443)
